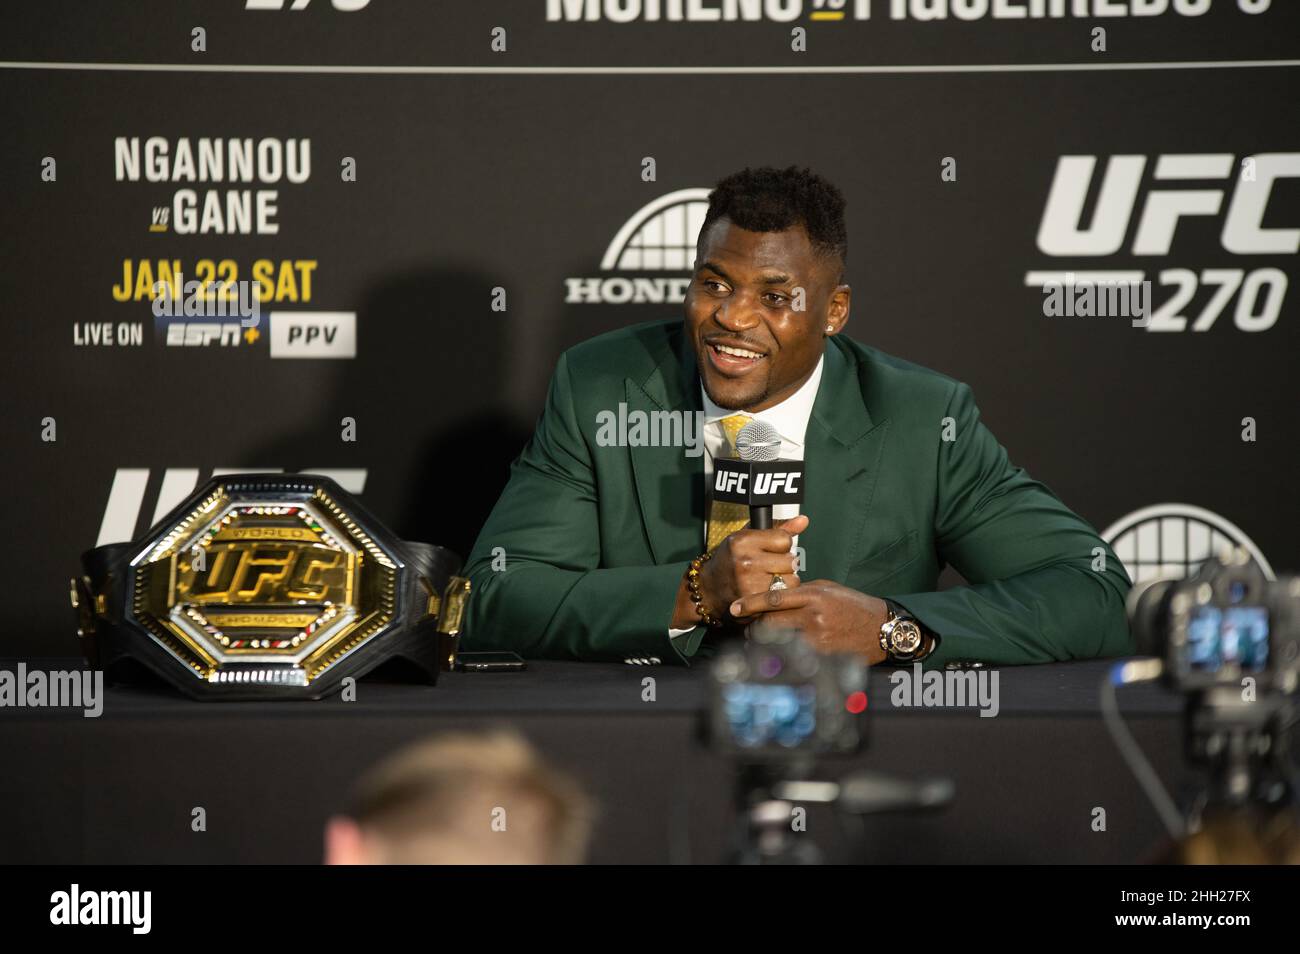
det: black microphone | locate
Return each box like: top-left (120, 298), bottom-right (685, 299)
top-left (712, 419), bottom-right (804, 531)
top-left (737, 419), bottom-right (782, 529)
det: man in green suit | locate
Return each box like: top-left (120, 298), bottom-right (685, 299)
top-left (463, 166), bottom-right (1132, 667)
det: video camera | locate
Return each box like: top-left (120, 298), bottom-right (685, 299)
top-left (1121, 550), bottom-right (1300, 822)
top-left (702, 628), bottom-right (951, 864)
top-left (1128, 550), bottom-right (1300, 695)
top-left (706, 625), bottom-right (868, 763)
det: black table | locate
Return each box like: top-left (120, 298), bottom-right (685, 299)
top-left (0, 656), bottom-right (1191, 864)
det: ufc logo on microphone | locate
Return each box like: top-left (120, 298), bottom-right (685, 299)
top-left (715, 470), bottom-right (749, 495)
top-left (752, 471), bottom-right (800, 495)
top-left (712, 459), bottom-right (805, 506)
top-left (713, 468), bottom-right (801, 498)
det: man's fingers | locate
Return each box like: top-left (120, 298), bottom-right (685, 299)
top-left (729, 586), bottom-right (811, 619)
top-left (729, 516), bottom-right (808, 555)
top-left (734, 573), bottom-right (801, 603)
top-left (751, 527), bottom-right (797, 554)
top-left (735, 551), bottom-right (803, 577)
top-left (777, 514), bottom-right (810, 536)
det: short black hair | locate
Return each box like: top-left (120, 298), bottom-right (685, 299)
top-left (700, 165), bottom-right (848, 283)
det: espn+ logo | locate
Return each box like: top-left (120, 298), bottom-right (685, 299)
top-left (1031, 153), bottom-right (1298, 333)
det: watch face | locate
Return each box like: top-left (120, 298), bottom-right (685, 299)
top-left (890, 620), bottom-right (923, 656)
top-left (129, 481), bottom-right (401, 689)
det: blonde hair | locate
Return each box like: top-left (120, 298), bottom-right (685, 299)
top-left (346, 730), bottom-right (593, 864)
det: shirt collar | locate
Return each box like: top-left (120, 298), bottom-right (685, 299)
top-left (700, 354), bottom-right (825, 451)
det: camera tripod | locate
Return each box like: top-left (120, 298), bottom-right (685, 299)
top-left (728, 761), bottom-right (954, 864)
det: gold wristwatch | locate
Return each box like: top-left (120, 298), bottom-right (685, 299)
top-left (878, 599), bottom-right (934, 663)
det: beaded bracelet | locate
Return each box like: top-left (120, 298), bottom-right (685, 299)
top-left (686, 551), bottom-right (723, 627)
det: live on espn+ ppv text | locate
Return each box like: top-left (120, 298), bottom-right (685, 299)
top-left (0, 0), bottom-right (1296, 889)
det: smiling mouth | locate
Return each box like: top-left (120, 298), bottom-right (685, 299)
top-left (705, 340), bottom-right (767, 376)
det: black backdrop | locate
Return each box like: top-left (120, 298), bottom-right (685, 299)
top-left (1, 0), bottom-right (1297, 657)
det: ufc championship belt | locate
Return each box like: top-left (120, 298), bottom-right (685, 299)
top-left (71, 474), bottom-right (469, 700)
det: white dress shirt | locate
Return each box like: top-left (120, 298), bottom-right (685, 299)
top-left (665, 355), bottom-right (825, 642)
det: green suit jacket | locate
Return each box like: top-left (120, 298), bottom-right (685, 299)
top-left (462, 319), bottom-right (1133, 667)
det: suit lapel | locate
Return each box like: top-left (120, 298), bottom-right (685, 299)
top-left (799, 341), bottom-right (891, 583)
top-left (627, 328), bottom-right (704, 565)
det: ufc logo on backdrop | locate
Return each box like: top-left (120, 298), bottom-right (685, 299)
top-left (1037, 153), bottom-right (1300, 256)
top-left (97, 468), bottom-right (369, 546)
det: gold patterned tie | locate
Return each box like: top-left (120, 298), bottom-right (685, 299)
top-left (706, 414), bottom-right (754, 552)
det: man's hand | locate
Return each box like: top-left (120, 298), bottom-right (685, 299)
top-left (670, 515), bottom-right (807, 629)
top-left (728, 579), bottom-right (890, 664)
